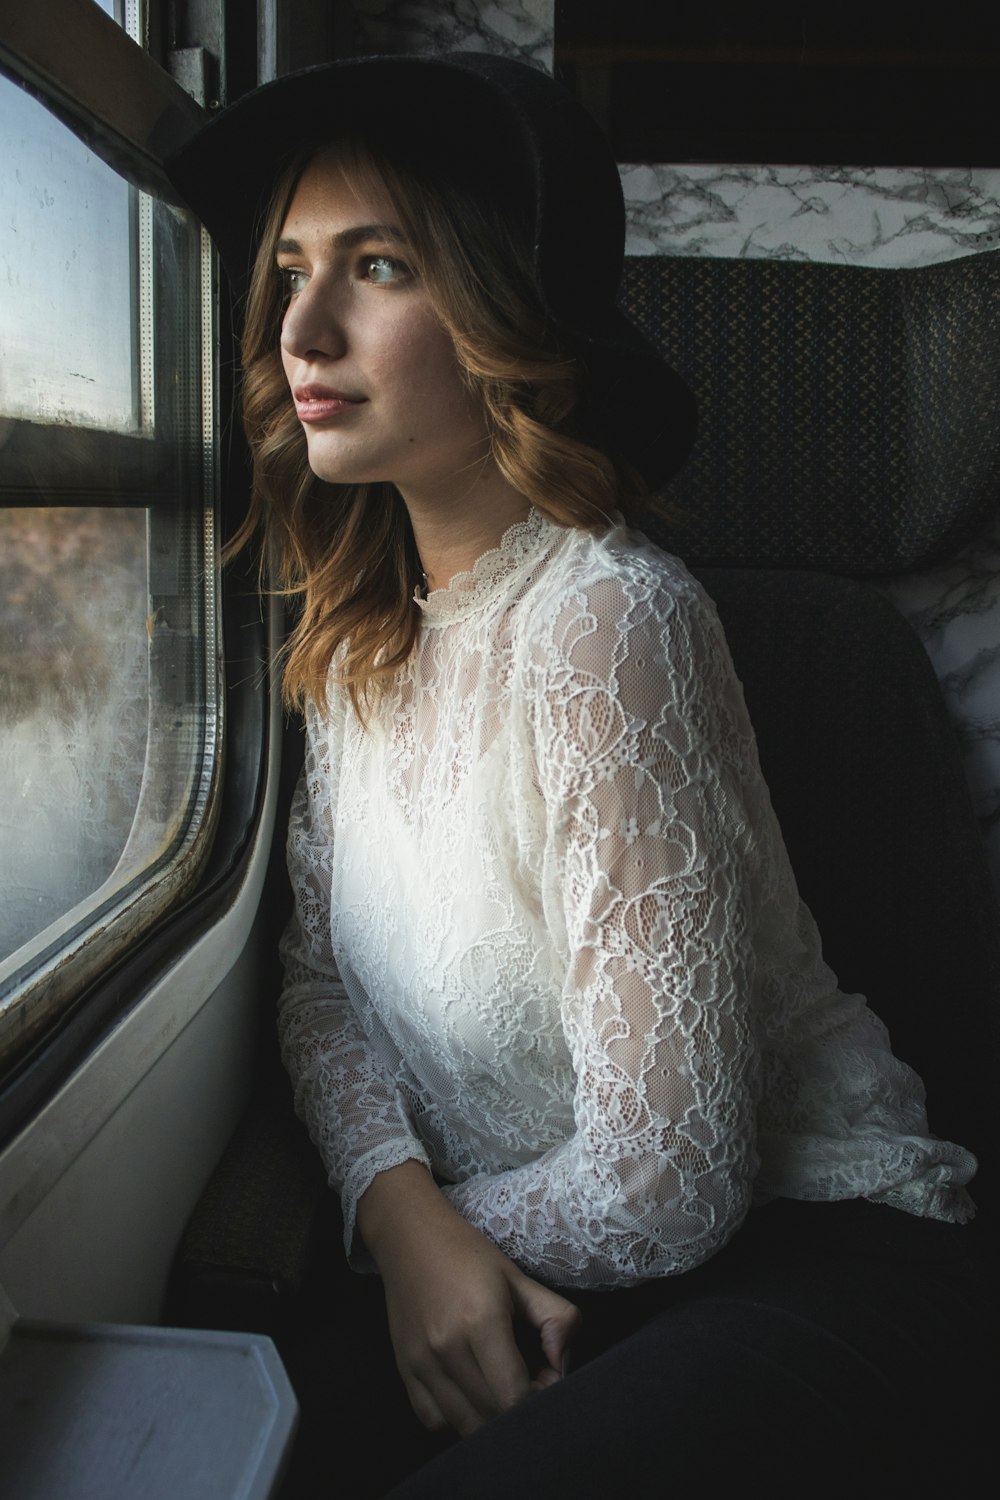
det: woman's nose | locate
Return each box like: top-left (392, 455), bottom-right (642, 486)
top-left (280, 280), bottom-right (348, 362)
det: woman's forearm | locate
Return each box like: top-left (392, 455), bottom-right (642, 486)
top-left (356, 1157), bottom-right (445, 1265)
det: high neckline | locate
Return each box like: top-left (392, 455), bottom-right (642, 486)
top-left (413, 508), bottom-right (561, 625)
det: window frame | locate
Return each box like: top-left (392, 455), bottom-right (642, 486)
top-left (0, 0), bottom-right (263, 1112)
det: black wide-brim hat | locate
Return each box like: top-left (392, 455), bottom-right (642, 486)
top-left (166, 52), bottom-right (696, 491)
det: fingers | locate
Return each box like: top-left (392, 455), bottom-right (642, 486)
top-left (403, 1296), bottom-right (576, 1438)
top-left (406, 1369), bottom-right (486, 1439)
top-left (466, 1277), bottom-right (581, 1422)
top-left (468, 1311), bottom-right (535, 1415)
top-left (405, 1376), bottom-right (450, 1433)
top-left (509, 1274), bottom-right (583, 1376)
top-left (403, 1313), bottom-right (528, 1435)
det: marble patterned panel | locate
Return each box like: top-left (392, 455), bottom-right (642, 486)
top-left (344, 0), bottom-right (553, 68)
top-left (621, 163), bottom-right (1000, 266)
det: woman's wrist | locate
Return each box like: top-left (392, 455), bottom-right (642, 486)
top-left (356, 1158), bottom-right (443, 1265)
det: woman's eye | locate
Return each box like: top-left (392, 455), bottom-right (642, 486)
top-left (279, 267), bottom-right (308, 297)
top-left (363, 255), bottom-right (408, 285)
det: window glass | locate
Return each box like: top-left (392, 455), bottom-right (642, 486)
top-left (0, 509), bottom-right (148, 954)
top-left (0, 25), bottom-right (138, 432)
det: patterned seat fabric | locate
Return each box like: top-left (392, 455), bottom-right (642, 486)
top-left (623, 249), bottom-right (1000, 572)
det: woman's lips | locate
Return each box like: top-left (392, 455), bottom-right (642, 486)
top-left (293, 385), bottom-right (365, 422)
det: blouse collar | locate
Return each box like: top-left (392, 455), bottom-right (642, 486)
top-left (413, 507), bottom-right (561, 626)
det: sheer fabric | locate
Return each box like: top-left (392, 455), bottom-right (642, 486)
top-left (279, 510), bottom-right (976, 1289)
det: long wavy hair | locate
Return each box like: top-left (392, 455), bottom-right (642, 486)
top-left (235, 134), bottom-right (648, 720)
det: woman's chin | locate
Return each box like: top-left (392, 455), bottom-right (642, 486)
top-left (304, 451), bottom-right (383, 488)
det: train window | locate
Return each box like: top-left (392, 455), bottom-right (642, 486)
top-left (0, 5), bottom-right (220, 1067)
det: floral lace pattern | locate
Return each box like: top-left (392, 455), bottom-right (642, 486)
top-left (279, 513), bottom-right (976, 1288)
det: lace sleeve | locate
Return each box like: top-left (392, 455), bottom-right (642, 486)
top-left (442, 562), bottom-right (761, 1288)
top-left (279, 696), bottom-right (431, 1264)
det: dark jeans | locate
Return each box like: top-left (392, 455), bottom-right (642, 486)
top-left (276, 1198), bottom-right (994, 1500)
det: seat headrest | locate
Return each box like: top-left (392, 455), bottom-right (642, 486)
top-left (625, 248), bottom-right (1000, 574)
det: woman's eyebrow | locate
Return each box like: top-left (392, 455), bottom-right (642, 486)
top-left (276, 224), bottom-right (409, 255)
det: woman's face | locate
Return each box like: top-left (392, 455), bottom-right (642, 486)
top-left (277, 149), bottom-right (490, 500)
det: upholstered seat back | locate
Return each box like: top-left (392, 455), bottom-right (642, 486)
top-left (698, 567), bottom-right (999, 1200)
top-left (624, 249), bottom-right (1000, 573)
top-left (622, 251), bottom-right (1000, 1214)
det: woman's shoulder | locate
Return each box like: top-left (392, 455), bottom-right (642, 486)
top-left (525, 517), bottom-right (717, 653)
top-left (509, 520), bottom-right (730, 713)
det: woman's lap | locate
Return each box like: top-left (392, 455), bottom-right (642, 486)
top-left (277, 1200), bottom-right (993, 1499)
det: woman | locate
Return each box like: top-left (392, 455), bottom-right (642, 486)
top-left (168, 54), bottom-right (984, 1496)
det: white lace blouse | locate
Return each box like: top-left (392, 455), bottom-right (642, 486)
top-left (278, 508), bottom-right (976, 1289)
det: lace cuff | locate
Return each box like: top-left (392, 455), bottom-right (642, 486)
top-left (868, 1178), bottom-right (977, 1225)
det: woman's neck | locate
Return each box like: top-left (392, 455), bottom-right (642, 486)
top-left (401, 468), bottom-right (532, 593)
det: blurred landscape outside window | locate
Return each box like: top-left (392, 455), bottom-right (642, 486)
top-left (0, 508), bottom-right (149, 954)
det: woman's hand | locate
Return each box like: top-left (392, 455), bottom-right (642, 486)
top-left (357, 1161), bottom-right (581, 1437)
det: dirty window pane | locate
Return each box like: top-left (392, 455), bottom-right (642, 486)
top-left (0, 74), bottom-right (138, 434)
top-left (0, 510), bottom-right (149, 953)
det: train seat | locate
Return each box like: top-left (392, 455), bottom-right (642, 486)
top-left (632, 246), bottom-right (1000, 1210)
